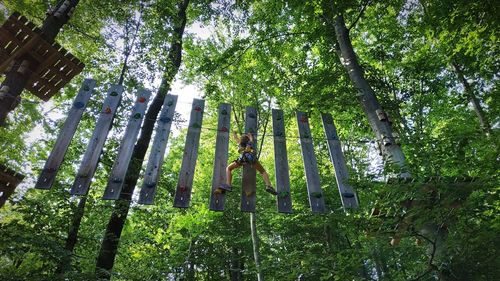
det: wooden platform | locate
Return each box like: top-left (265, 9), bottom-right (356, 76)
top-left (0, 164), bottom-right (24, 208)
top-left (0, 12), bottom-right (84, 101)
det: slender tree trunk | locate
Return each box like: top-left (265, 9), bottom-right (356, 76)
top-left (95, 0), bottom-right (190, 278)
top-left (331, 14), bottom-right (410, 178)
top-left (183, 239), bottom-right (195, 280)
top-left (450, 62), bottom-right (492, 135)
top-left (56, 11), bottom-right (141, 275)
top-left (0, 0), bottom-right (80, 126)
top-left (250, 213), bottom-right (264, 281)
top-left (372, 246), bottom-right (390, 280)
top-left (320, 1), bottom-right (409, 176)
top-left (373, 253), bottom-right (383, 280)
top-left (56, 195), bottom-right (87, 274)
top-left (230, 247), bottom-right (241, 281)
top-left (418, 1), bottom-right (492, 137)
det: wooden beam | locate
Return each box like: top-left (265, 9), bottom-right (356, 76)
top-left (173, 99), bottom-right (205, 208)
top-left (209, 103), bottom-right (231, 211)
top-left (0, 164), bottom-right (24, 208)
top-left (321, 113), bottom-right (359, 209)
top-left (71, 85), bottom-right (124, 195)
top-left (241, 107), bottom-right (257, 212)
top-left (210, 103), bottom-right (231, 211)
top-left (138, 95), bottom-right (178, 204)
top-left (35, 78), bottom-right (96, 189)
top-left (102, 89), bottom-right (152, 199)
top-left (272, 109), bottom-right (293, 213)
top-left (0, 12), bottom-right (84, 101)
top-left (296, 112), bottom-right (326, 213)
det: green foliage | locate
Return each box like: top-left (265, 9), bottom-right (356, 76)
top-left (0, 0), bottom-right (498, 280)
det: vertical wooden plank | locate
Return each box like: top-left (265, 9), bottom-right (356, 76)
top-left (138, 95), bottom-right (178, 204)
top-left (35, 78), bottom-right (96, 189)
top-left (321, 113), bottom-right (359, 209)
top-left (296, 112), bottom-right (326, 213)
top-left (241, 107), bottom-right (257, 212)
top-left (272, 109), bottom-right (293, 213)
top-left (70, 85), bottom-right (124, 195)
top-left (102, 89), bottom-right (152, 199)
top-left (209, 104), bottom-right (231, 211)
top-left (173, 99), bottom-right (205, 208)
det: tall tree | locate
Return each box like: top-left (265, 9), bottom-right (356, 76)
top-left (95, 0), bottom-right (190, 278)
top-left (55, 4), bottom-right (143, 274)
top-left (0, 0), bottom-right (80, 126)
top-left (321, 1), bottom-right (410, 177)
top-left (451, 62), bottom-right (492, 135)
top-left (417, 0), bottom-right (497, 136)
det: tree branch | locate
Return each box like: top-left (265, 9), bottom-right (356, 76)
top-left (217, 31), bottom-right (311, 71)
top-left (410, 231), bottom-right (438, 281)
top-left (66, 22), bottom-right (114, 49)
top-left (347, 0), bottom-right (372, 32)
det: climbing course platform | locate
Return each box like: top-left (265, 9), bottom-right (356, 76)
top-left (209, 103), bottom-right (231, 211)
top-left (71, 85), bottom-right (124, 195)
top-left (241, 107), bottom-right (258, 212)
top-left (321, 113), bottom-right (359, 209)
top-left (173, 99), bottom-right (205, 208)
top-left (34, 80), bottom-right (360, 213)
top-left (35, 79), bottom-right (96, 189)
top-left (0, 164), bottom-right (24, 208)
top-left (0, 12), bottom-right (84, 100)
top-left (297, 112), bottom-right (326, 213)
top-left (103, 89), bottom-right (152, 199)
top-left (138, 95), bottom-right (178, 204)
top-left (272, 109), bottom-right (292, 213)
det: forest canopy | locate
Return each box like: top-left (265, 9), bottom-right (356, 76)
top-left (0, 0), bottom-right (498, 280)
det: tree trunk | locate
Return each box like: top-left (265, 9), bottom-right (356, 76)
top-left (56, 195), bottom-right (87, 274)
top-left (94, 0), bottom-right (190, 278)
top-left (230, 247), bottom-right (242, 281)
top-left (418, 0), bottom-right (492, 137)
top-left (450, 62), bottom-right (492, 136)
top-left (372, 246), bottom-right (391, 280)
top-left (55, 11), bottom-right (140, 275)
top-left (0, 0), bottom-right (80, 126)
top-left (331, 14), bottom-right (410, 178)
top-left (250, 213), bottom-right (264, 281)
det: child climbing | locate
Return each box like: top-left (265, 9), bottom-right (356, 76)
top-left (218, 132), bottom-right (277, 195)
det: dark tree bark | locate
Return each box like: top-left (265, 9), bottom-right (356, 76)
top-left (55, 195), bottom-right (87, 274)
top-left (95, 0), bottom-right (190, 278)
top-left (0, 0), bottom-right (80, 126)
top-left (325, 10), bottom-right (410, 178)
top-left (229, 246), bottom-right (243, 281)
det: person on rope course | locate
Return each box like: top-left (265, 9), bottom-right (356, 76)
top-left (217, 132), bottom-right (277, 195)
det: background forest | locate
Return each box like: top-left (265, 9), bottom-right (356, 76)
top-left (0, 0), bottom-right (499, 280)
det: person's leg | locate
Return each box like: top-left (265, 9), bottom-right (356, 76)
top-left (226, 161), bottom-right (242, 186)
top-left (253, 161), bottom-right (273, 187)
